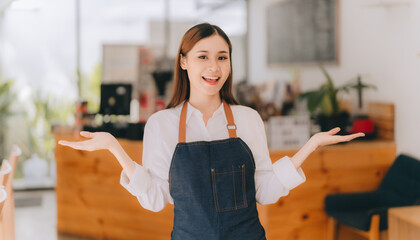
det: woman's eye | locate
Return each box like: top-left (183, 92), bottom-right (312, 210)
top-left (198, 56), bottom-right (207, 59)
top-left (218, 56), bottom-right (228, 60)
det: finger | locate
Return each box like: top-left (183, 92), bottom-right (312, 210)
top-left (328, 127), bottom-right (340, 135)
top-left (58, 140), bottom-right (82, 149)
top-left (348, 132), bottom-right (365, 139)
top-left (58, 140), bottom-right (69, 146)
top-left (338, 132), bottom-right (365, 142)
top-left (80, 131), bottom-right (94, 138)
top-left (58, 140), bottom-right (95, 151)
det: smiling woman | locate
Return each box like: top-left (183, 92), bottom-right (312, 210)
top-left (59, 22), bottom-right (364, 240)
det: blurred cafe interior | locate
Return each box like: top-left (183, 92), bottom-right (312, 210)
top-left (1, 0), bottom-right (420, 239)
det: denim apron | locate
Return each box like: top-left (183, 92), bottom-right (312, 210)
top-left (169, 100), bottom-right (266, 240)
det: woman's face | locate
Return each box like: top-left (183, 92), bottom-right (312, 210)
top-left (180, 34), bottom-right (231, 99)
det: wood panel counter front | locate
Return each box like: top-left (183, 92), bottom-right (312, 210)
top-left (55, 134), bottom-right (396, 240)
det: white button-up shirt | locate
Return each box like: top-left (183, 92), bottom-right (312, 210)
top-left (120, 101), bottom-right (306, 212)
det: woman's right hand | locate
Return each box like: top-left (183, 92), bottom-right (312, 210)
top-left (58, 131), bottom-right (118, 152)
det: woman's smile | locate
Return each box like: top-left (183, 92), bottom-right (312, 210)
top-left (202, 75), bottom-right (220, 85)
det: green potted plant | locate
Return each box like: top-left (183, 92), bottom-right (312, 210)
top-left (298, 67), bottom-right (376, 134)
top-left (0, 79), bottom-right (16, 160)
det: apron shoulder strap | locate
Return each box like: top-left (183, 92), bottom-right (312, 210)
top-left (223, 100), bottom-right (237, 138)
top-left (178, 101), bottom-right (189, 143)
top-left (178, 100), bottom-right (237, 143)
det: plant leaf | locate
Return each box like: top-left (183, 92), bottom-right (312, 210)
top-left (307, 87), bottom-right (328, 113)
top-left (320, 66), bottom-right (335, 90)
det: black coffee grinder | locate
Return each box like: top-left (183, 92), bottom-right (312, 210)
top-left (152, 70), bottom-right (173, 111)
top-left (152, 0), bottom-right (173, 111)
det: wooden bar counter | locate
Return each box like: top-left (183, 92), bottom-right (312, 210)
top-left (55, 133), bottom-right (396, 240)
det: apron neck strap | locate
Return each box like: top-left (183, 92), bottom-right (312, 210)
top-left (223, 100), bottom-right (237, 139)
top-left (178, 101), bottom-right (189, 143)
top-left (178, 100), bottom-right (237, 143)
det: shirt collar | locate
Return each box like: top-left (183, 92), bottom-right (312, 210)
top-left (176, 100), bottom-right (226, 124)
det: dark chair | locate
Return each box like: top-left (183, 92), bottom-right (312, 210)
top-left (325, 154), bottom-right (420, 240)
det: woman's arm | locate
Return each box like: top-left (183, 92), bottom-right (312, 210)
top-left (248, 109), bottom-right (364, 205)
top-left (247, 109), bottom-right (306, 205)
top-left (290, 127), bottom-right (365, 169)
top-left (58, 115), bottom-right (173, 212)
top-left (108, 138), bottom-right (137, 179)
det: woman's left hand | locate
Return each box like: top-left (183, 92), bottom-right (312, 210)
top-left (290, 127), bottom-right (365, 169)
top-left (309, 127), bottom-right (365, 149)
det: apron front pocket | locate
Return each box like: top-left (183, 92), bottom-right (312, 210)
top-left (211, 164), bottom-right (248, 212)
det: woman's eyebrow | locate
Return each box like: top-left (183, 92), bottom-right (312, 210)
top-left (196, 50), bottom-right (229, 54)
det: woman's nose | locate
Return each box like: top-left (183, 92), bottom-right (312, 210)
top-left (208, 58), bottom-right (219, 71)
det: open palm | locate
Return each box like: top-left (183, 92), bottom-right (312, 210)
top-left (311, 127), bottom-right (365, 148)
top-left (58, 131), bottom-right (118, 152)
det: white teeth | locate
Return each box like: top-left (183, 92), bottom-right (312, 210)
top-left (203, 76), bottom-right (219, 80)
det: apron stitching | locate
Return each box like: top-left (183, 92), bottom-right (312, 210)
top-left (211, 168), bottom-right (220, 212)
top-left (215, 170), bottom-right (243, 174)
top-left (169, 144), bottom-right (181, 192)
top-left (218, 205), bottom-right (247, 212)
top-left (238, 139), bottom-right (256, 169)
top-left (177, 138), bottom-right (237, 146)
top-left (232, 165), bottom-right (238, 210)
top-left (242, 164), bottom-right (247, 207)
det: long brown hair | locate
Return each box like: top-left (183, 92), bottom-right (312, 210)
top-left (166, 23), bottom-right (238, 109)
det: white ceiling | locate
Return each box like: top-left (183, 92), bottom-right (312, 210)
top-left (1, 0), bottom-right (241, 15)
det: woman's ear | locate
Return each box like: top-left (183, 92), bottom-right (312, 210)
top-left (180, 54), bottom-right (187, 70)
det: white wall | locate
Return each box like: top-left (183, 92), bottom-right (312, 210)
top-left (249, 0), bottom-right (420, 158)
top-left (0, 0), bottom-right (78, 101)
top-left (0, 0), bottom-right (248, 94)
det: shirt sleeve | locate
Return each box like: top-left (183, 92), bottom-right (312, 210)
top-left (251, 111), bottom-right (306, 205)
top-left (120, 114), bottom-right (173, 212)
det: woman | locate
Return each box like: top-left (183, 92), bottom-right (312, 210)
top-left (59, 23), bottom-right (364, 239)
